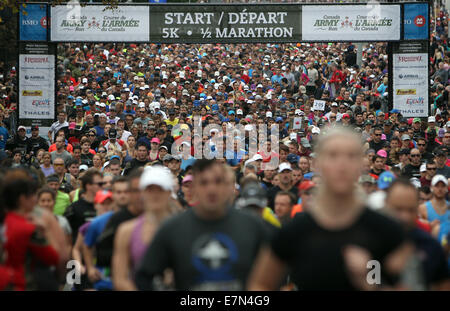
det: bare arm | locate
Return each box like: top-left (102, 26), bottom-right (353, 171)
top-left (84, 244), bottom-right (102, 283)
top-left (247, 246), bottom-right (287, 291)
top-left (112, 222), bottom-right (137, 291)
top-left (418, 203), bottom-right (428, 221)
top-left (72, 232), bottom-right (86, 274)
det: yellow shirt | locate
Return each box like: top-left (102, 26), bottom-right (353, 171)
top-left (164, 118), bottom-right (179, 127)
top-left (262, 207), bottom-right (281, 228)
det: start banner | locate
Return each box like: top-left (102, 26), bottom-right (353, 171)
top-left (46, 3), bottom-right (411, 43)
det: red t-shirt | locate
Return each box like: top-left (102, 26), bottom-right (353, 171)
top-left (3, 212), bottom-right (59, 290)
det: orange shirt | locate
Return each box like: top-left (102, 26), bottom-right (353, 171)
top-left (48, 143), bottom-right (73, 153)
top-left (291, 204), bottom-right (303, 218)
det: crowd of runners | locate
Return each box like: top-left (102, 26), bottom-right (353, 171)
top-left (0, 2), bottom-right (449, 291)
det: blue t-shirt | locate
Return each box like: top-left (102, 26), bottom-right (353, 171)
top-left (84, 211), bottom-right (114, 248)
top-left (225, 149), bottom-right (247, 167)
top-left (94, 126), bottom-right (105, 137)
top-left (181, 157), bottom-right (196, 171)
top-left (0, 126), bottom-right (9, 150)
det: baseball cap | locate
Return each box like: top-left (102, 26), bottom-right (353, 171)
top-left (31, 125), bottom-right (39, 131)
top-left (278, 162), bottom-right (292, 173)
top-left (151, 137), bottom-right (160, 144)
top-left (251, 154), bottom-right (263, 162)
top-left (378, 171), bottom-right (396, 190)
top-left (139, 165), bottom-right (174, 191)
top-left (401, 134), bottom-right (411, 141)
top-left (428, 116), bottom-right (436, 123)
top-left (79, 164), bottom-right (89, 172)
top-left (398, 148), bottom-right (410, 155)
top-left (446, 121), bottom-right (450, 128)
top-left (311, 126), bottom-right (320, 135)
top-left (420, 163), bottom-right (427, 173)
top-left (94, 190), bottom-right (113, 204)
top-left (298, 180), bottom-right (316, 192)
top-left (18, 125), bottom-right (26, 131)
top-left (182, 175), bottom-right (193, 184)
top-left (431, 175), bottom-right (448, 187)
top-left (331, 102), bottom-right (338, 107)
top-left (434, 147), bottom-right (447, 157)
top-left (109, 128), bottom-right (117, 138)
top-left (266, 111), bottom-right (273, 118)
top-left (300, 138), bottom-right (311, 148)
top-left (236, 109), bottom-right (243, 115)
top-left (237, 182), bottom-right (267, 209)
top-left (162, 154), bottom-right (173, 162)
top-left (342, 113), bottom-right (350, 119)
top-left (377, 149), bottom-right (387, 158)
top-left (413, 118), bottom-right (421, 123)
top-left (287, 154), bottom-right (300, 164)
top-left (359, 175), bottom-right (376, 184)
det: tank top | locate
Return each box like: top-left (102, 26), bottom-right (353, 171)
top-left (425, 200), bottom-right (450, 224)
top-left (129, 215), bottom-right (148, 275)
top-left (73, 188), bottom-right (80, 203)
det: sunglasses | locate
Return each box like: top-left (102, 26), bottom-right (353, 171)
top-left (417, 143), bottom-right (426, 146)
top-left (410, 154), bottom-right (421, 157)
top-left (98, 150), bottom-right (106, 153)
top-left (94, 182), bottom-right (106, 186)
top-left (89, 134), bottom-right (96, 137)
top-left (427, 167), bottom-right (437, 170)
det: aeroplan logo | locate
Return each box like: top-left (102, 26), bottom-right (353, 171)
top-left (396, 89), bottom-right (416, 95)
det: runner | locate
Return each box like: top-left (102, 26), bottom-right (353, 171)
top-left (385, 179), bottom-right (449, 290)
top-left (135, 160), bottom-right (269, 290)
top-left (248, 127), bottom-right (412, 290)
top-left (112, 166), bottom-right (173, 290)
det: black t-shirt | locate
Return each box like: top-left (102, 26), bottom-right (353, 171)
top-left (402, 164), bottom-right (421, 179)
top-left (370, 168), bottom-right (385, 177)
top-left (64, 197), bottom-right (97, 242)
top-left (271, 208), bottom-right (406, 290)
top-left (267, 186), bottom-right (299, 210)
top-left (96, 208), bottom-right (136, 267)
top-left (369, 140), bottom-right (385, 153)
top-left (124, 158), bottom-right (149, 175)
top-left (135, 207), bottom-right (269, 290)
top-left (408, 228), bottom-right (449, 287)
top-left (27, 137), bottom-right (49, 155)
top-left (80, 153), bottom-right (94, 167)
